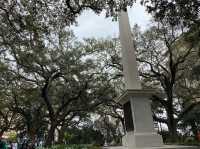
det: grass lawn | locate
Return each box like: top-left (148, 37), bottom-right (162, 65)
top-left (37, 144), bottom-right (102, 149)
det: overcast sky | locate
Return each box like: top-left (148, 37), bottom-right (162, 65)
top-left (71, 2), bottom-right (152, 39)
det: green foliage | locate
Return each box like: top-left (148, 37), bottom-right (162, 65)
top-left (142, 0), bottom-right (200, 27)
top-left (64, 132), bottom-right (74, 144)
top-left (0, 0), bottom-right (136, 35)
top-left (1, 0), bottom-right (200, 145)
top-left (0, 13), bottom-right (120, 144)
top-left (142, 0), bottom-right (200, 61)
top-left (7, 131), bottom-right (17, 142)
top-left (0, 0), bottom-right (125, 142)
top-left (64, 126), bottom-right (104, 146)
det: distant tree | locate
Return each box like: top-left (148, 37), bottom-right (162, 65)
top-left (57, 112), bottom-right (92, 144)
top-left (94, 114), bottom-right (122, 145)
top-left (97, 102), bottom-right (125, 133)
top-left (64, 125), bottom-right (105, 145)
top-left (180, 105), bottom-right (200, 141)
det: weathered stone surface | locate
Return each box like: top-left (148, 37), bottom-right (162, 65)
top-left (105, 145), bottom-right (198, 149)
top-left (117, 90), bottom-right (163, 148)
top-left (119, 11), bottom-right (141, 90)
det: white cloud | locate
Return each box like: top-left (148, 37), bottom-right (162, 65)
top-left (71, 2), bottom-right (152, 39)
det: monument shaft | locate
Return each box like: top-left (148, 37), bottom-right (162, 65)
top-left (119, 11), bottom-right (141, 90)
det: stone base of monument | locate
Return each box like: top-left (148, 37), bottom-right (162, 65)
top-left (117, 90), bottom-right (164, 149)
top-left (105, 145), bottom-right (198, 149)
top-left (122, 132), bottom-right (163, 148)
top-left (115, 89), bottom-right (198, 149)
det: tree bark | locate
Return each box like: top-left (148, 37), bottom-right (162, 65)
top-left (166, 92), bottom-right (178, 143)
top-left (27, 127), bottom-right (37, 148)
top-left (58, 125), bottom-right (65, 144)
top-left (167, 109), bottom-right (177, 142)
top-left (45, 124), bottom-right (57, 147)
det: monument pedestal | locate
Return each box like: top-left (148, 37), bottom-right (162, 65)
top-left (115, 89), bottom-right (198, 149)
top-left (117, 89), bottom-right (163, 149)
top-left (106, 145), bottom-right (198, 149)
top-left (122, 132), bottom-right (163, 148)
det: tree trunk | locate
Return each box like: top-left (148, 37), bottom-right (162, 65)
top-left (58, 125), bottom-right (65, 144)
top-left (167, 116), bottom-right (177, 142)
top-left (45, 124), bottom-right (57, 147)
top-left (28, 127), bottom-right (37, 148)
top-left (166, 102), bottom-right (177, 143)
top-left (154, 86), bottom-right (178, 143)
top-left (190, 120), bottom-right (198, 141)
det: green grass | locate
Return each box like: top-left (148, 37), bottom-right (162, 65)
top-left (37, 144), bottom-right (102, 149)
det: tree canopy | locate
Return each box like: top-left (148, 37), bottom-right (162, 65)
top-left (142, 0), bottom-right (200, 27)
top-left (0, 0), bottom-right (200, 147)
top-left (0, 0), bottom-right (135, 31)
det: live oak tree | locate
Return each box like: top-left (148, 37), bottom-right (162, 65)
top-left (0, 0), bottom-right (136, 42)
top-left (140, 0), bottom-right (200, 138)
top-left (140, 1), bottom-right (200, 141)
top-left (141, 0), bottom-right (200, 27)
top-left (0, 1), bottom-right (127, 145)
top-left (0, 61), bottom-right (19, 138)
top-left (1, 24), bottom-right (121, 146)
top-left (1, 0), bottom-right (199, 146)
top-left (141, 0), bottom-right (200, 73)
top-left (0, 0), bottom-right (132, 146)
top-left (134, 21), bottom-right (200, 142)
top-left (9, 83), bottom-right (46, 146)
top-left (174, 50), bottom-right (200, 140)
top-left (0, 40), bottom-right (48, 144)
top-left (0, 104), bottom-right (16, 138)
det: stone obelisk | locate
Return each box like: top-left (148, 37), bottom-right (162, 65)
top-left (117, 11), bottom-right (163, 149)
top-left (118, 11), bottom-right (141, 90)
